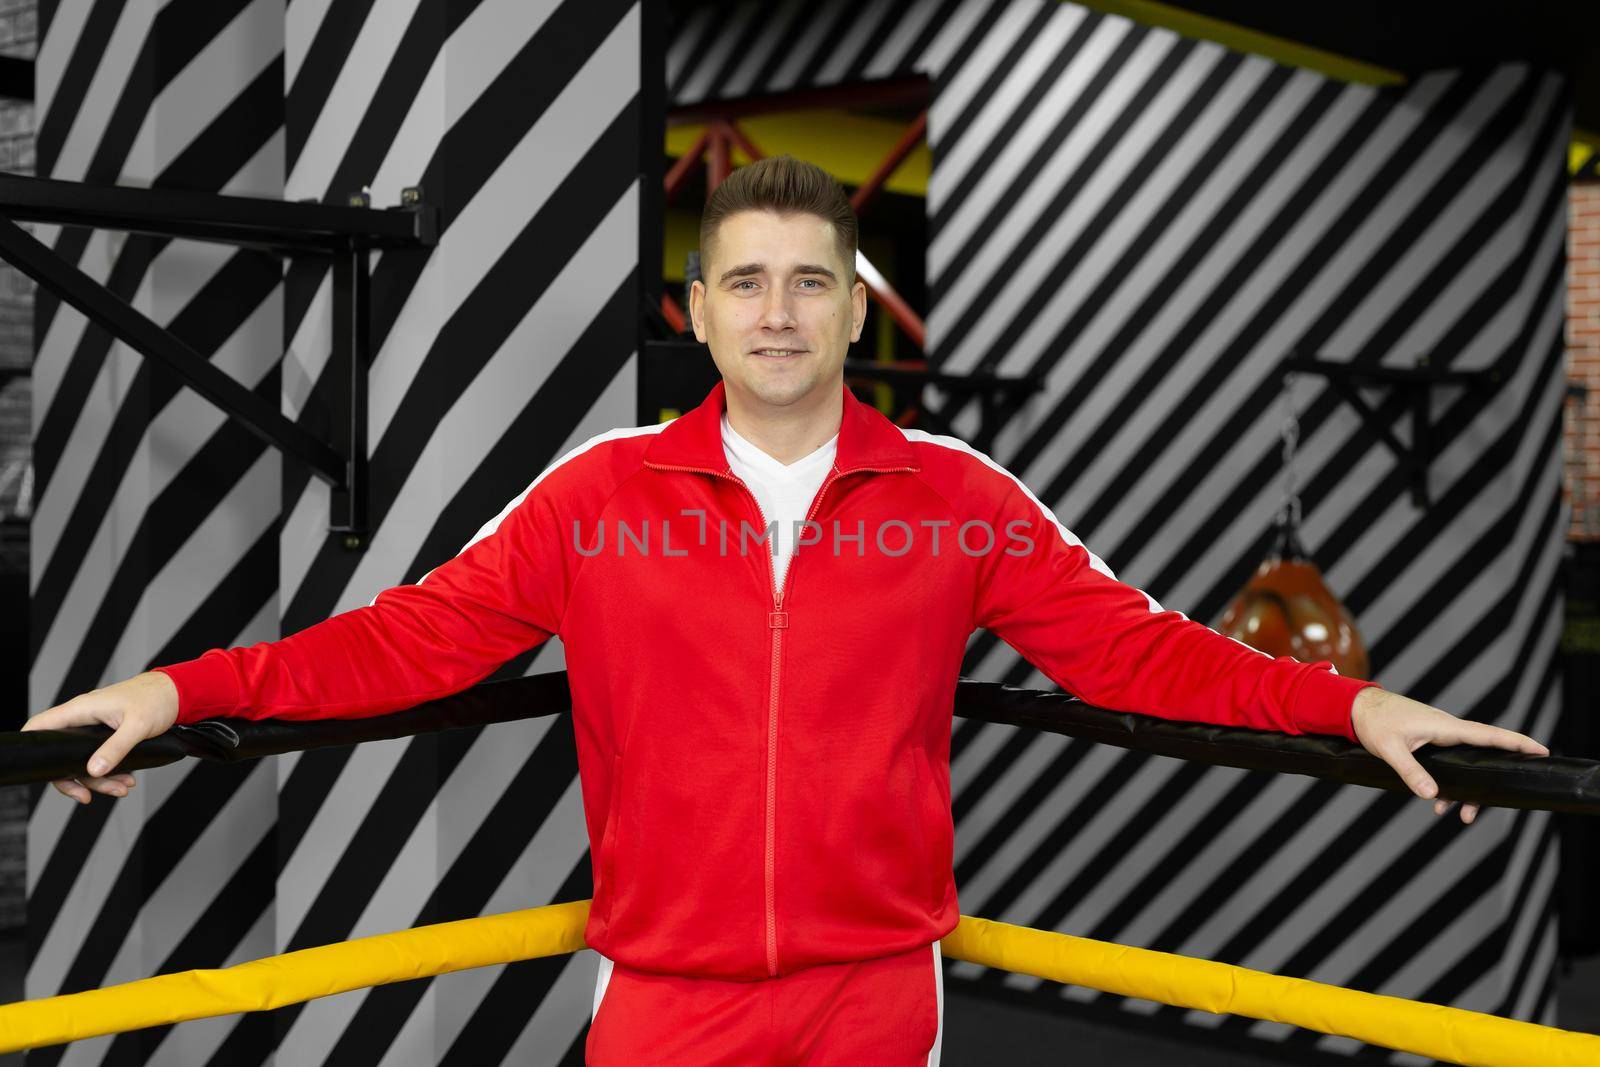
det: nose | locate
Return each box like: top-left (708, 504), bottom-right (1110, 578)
top-left (757, 287), bottom-right (797, 332)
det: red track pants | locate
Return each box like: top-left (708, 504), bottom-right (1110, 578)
top-left (586, 941), bottom-right (944, 1065)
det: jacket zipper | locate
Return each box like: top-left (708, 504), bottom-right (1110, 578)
top-left (644, 458), bottom-right (916, 977)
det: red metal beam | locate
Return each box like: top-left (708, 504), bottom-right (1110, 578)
top-left (661, 291), bottom-right (686, 334)
top-left (706, 122), bottom-right (730, 194)
top-left (664, 127), bottom-right (711, 205)
top-left (851, 110), bottom-right (927, 219)
top-left (723, 120), bottom-right (766, 168)
top-left (853, 252), bottom-right (926, 351)
top-left (861, 279), bottom-right (925, 350)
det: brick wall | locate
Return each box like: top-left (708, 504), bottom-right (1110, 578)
top-left (1568, 180), bottom-right (1600, 541)
top-left (0, 0), bottom-right (35, 935)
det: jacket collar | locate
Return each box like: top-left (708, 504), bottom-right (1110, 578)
top-left (644, 378), bottom-right (919, 475)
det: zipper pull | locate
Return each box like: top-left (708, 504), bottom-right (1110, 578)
top-left (768, 611), bottom-right (789, 629)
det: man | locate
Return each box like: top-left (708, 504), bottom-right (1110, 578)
top-left (25, 156), bottom-right (1549, 1065)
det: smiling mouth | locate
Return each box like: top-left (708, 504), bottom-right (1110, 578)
top-left (752, 348), bottom-right (807, 357)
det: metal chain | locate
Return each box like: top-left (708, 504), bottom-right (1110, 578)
top-left (1276, 369), bottom-right (1302, 532)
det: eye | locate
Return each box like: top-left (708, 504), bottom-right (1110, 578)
top-left (734, 279), bottom-right (758, 291)
top-left (798, 279), bottom-right (821, 289)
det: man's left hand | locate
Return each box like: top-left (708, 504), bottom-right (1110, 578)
top-left (1349, 687), bottom-right (1549, 825)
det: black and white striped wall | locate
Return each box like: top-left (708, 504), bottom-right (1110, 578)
top-left (929, 11), bottom-right (1567, 1064)
top-left (28, 0), bottom-right (657, 1063)
top-left (672, 0), bottom-right (1570, 1062)
top-left (28, 0), bottom-right (287, 1062)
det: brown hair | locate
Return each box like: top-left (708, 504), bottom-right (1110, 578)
top-left (699, 155), bottom-right (858, 282)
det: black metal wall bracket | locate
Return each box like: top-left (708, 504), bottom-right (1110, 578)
top-left (1283, 353), bottom-right (1503, 509)
top-left (0, 173), bottom-right (437, 544)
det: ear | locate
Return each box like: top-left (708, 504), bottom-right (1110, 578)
top-left (689, 279), bottom-right (707, 342)
top-left (848, 279), bottom-right (867, 343)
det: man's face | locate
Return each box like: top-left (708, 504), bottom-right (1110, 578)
top-left (689, 210), bottom-right (867, 411)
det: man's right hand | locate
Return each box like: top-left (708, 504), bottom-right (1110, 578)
top-left (20, 671), bottom-right (181, 804)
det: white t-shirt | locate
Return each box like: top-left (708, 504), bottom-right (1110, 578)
top-left (721, 412), bottom-right (838, 597)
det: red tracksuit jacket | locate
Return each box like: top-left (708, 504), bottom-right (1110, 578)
top-left (154, 379), bottom-right (1377, 981)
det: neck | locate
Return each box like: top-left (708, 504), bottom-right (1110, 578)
top-left (723, 378), bottom-right (843, 465)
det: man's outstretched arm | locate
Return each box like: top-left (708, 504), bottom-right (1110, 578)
top-left (22, 448), bottom-right (593, 803)
top-left (968, 462), bottom-right (1547, 823)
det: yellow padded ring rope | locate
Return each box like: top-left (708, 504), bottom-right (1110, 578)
top-left (0, 900), bottom-right (592, 1053)
top-left (944, 915), bottom-right (1600, 1067)
top-left (2, 903), bottom-right (1596, 1064)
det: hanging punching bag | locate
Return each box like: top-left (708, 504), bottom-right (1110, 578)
top-left (1218, 517), bottom-right (1370, 680)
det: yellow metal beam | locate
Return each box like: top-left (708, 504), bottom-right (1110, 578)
top-left (1074, 0), bottom-right (1404, 86)
top-left (665, 110), bottom-right (929, 198)
top-left (1574, 128), bottom-right (1600, 178)
top-left (1074, 0), bottom-right (1593, 175)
